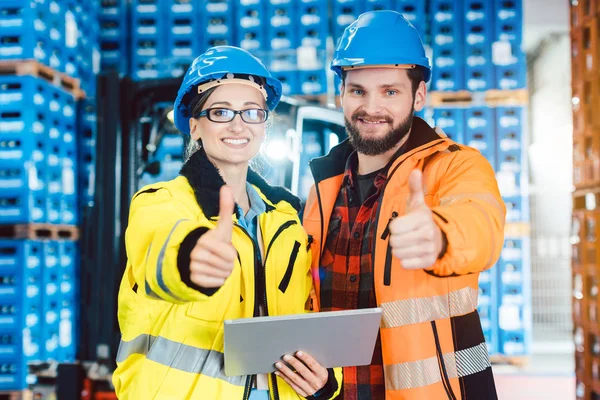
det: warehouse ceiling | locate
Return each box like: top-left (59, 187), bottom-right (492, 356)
top-left (524, 0), bottom-right (570, 52)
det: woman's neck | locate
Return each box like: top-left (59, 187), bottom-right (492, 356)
top-left (212, 159), bottom-right (250, 212)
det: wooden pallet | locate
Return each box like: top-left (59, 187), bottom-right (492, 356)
top-left (0, 60), bottom-right (85, 99)
top-left (429, 89), bottom-right (529, 107)
top-left (490, 354), bottom-right (530, 367)
top-left (0, 224), bottom-right (79, 240)
top-left (0, 391), bottom-right (34, 400)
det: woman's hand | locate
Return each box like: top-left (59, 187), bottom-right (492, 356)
top-left (190, 186), bottom-right (237, 288)
top-left (274, 351), bottom-right (329, 397)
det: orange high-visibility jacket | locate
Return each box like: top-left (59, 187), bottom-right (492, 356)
top-left (303, 117), bottom-right (505, 400)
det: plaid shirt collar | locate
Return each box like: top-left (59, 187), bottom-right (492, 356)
top-left (343, 143), bottom-right (408, 192)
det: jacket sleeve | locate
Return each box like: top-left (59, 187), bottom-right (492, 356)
top-left (125, 186), bottom-right (217, 303)
top-left (427, 150), bottom-right (506, 276)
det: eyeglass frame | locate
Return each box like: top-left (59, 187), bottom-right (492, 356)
top-left (194, 107), bottom-right (270, 124)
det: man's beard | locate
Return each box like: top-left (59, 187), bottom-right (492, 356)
top-left (344, 105), bottom-right (415, 156)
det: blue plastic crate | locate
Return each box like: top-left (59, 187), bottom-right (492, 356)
top-left (167, 1), bottom-right (201, 60)
top-left (154, 134), bottom-right (184, 161)
top-left (333, 0), bottom-right (362, 41)
top-left (271, 70), bottom-right (299, 96)
top-left (464, 0), bottom-right (494, 91)
top-left (396, 0), bottom-right (426, 35)
top-left (267, 25), bottom-right (297, 51)
top-left (57, 296), bottom-right (77, 362)
top-left (201, 1), bottom-right (234, 49)
top-left (268, 50), bottom-right (297, 73)
top-left (202, 0), bottom-right (232, 14)
top-left (364, 0), bottom-right (393, 11)
top-left (494, 0), bottom-right (523, 45)
top-left (499, 329), bottom-right (530, 356)
top-left (495, 57), bottom-right (526, 90)
top-left (464, 107), bottom-right (495, 165)
top-left (235, 1), bottom-right (263, 51)
top-left (298, 69), bottom-right (327, 95)
top-left (0, 1), bottom-right (58, 66)
top-left (297, 1), bottom-right (328, 50)
top-left (432, 44), bottom-right (464, 92)
top-left (432, 108), bottom-right (464, 143)
top-left (503, 195), bottom-right (528, 222)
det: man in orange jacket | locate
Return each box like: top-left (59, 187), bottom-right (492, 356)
top-left (303, 10), bottom-right (505, 400)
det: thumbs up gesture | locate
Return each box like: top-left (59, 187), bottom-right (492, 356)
top-left (388, 170), bottom-right (444, 270)
top-left (190, 185), bottom-right (238, 288)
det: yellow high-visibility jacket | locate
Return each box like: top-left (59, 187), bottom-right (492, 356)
top-left (113, 148), bottom-right (342, 399)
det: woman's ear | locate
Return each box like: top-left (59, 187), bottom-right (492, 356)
top-left (189, 117), bottom-right (201, 141)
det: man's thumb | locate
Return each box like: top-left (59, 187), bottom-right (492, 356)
top-left (215, 185), bottom-right (234, 240)
top-left (407, 169), bottom-right (426, 210)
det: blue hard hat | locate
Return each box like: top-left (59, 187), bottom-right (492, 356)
top-left (174, 46), bottom-right (283, 135)
top-left (331, 10), bottom-right (431, 82)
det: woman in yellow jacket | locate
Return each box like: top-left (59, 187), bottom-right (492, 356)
top-left (113, 46), bottom-right (342, 400)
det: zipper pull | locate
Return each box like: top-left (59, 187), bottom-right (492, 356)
top-left (381, 211), bottom-right (398, 240)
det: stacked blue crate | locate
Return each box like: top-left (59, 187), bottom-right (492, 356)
top-left (432, 108), bottom-right (464, 143)
top-left (364, 0), bottom-right (393, 12)
top-left (265, 0), bottom-right (298, 94)
top-left (496, 106), bottom-right (528, 221)
top-left (497, 236), bottom-right (532, 356)
top-left (464, 0), bottom-right (494, 91)
top-left (332, 0), bottom-right (362, 44)
top-left (0, 76), bottom-right (49, 224)
top-left (431, 0), bottom-right (464, 91)
top-left (46, 86), bottom-right (78, 225)
top-left (464, 106), bottom-right (496, 167)
top-left (0, 1), bottom-right (64, 71)
top-left (57, 241), bottom-right (78, 362)
top-left (167, 0), bottom-right (201, 78)
top-left (140, 133), bottom-right (184, 185)
top-left (131, 0), bottom-right (165, 80)
top-left (42, 241), bottom-right (60, 361)
top-left (296, 0), bottom-right (328, 96)
top-left (99, 0), bottom-right (128, 76)
top-left (396, 0), bottom-right (426, 37)
top-left (235, 0), bottom-right (265, 54)
top-left (78, 99), bottom-right (97, 207)
top-left (201, 0), bottom-right (234, 50)
top-left (0, 240), bottom-right (44, 390)
top-left (493, 0), bottom-right (525, 89)
top-left (478, 266), bottom-right (498, 355)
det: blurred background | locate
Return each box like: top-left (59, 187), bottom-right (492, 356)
top-left (0, 0), bottom-right (583, 399)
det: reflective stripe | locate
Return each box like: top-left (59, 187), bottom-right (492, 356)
top-left (385, 342), bottom-right (491, 391)
top-left (116, 334), bottom-right (246, 387)
top-left (144, 281), bottom-right (161, 300)
top-left (381, 287), bottom-right (478, 329)
top-left (156, 219), bottom-right (189, 301)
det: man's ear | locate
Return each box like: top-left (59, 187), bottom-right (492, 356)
top-left (413, 81), bottom-right (427, 112)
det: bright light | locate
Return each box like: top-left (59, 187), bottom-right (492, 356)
top-left (265, 139), bottom-right (288, 161)
top-left (166, 109), bottom-right (175, 123)
top-left (328, 133), bottom-right (339, 151)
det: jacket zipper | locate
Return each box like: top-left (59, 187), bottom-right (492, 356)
top-left (380, 212), bottom-right (398, 286)
top-left (238, 220), bottom-right (297, 400)
top-left (309, 162), bottom-right (326, 260)
top-left (371, 142), bottom-right (443, 291)
top-left (431, 321), bottom-right (457, 400)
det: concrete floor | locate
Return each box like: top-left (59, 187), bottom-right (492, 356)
top-left (494, 352), bottom-right (575, 400)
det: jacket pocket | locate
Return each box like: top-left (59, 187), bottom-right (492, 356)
top-left (278, 241), bottom-right (301, 294)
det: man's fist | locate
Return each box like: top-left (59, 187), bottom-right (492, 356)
top-left (190, 185), bottom-right (238, 288)
top-left (388, 170), bottom-right (444, 270)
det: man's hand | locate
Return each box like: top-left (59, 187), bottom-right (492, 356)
top-left (388, 169), bottom-right (444, 270)
top-left (189, 186), bottom-right (237, 288)
top-left (275, 351), bottom-right (329, 397)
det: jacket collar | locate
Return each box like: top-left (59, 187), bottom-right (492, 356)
top-left (309, 117), bottom-right (449, 184)
top-left (179, 147), bottom-right (301, 219)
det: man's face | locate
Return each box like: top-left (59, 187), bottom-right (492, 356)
top-left (341, 68), bottom-right (426, 156)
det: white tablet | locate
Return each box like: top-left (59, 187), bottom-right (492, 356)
top-left (223, 308), bottom-right (382, 377)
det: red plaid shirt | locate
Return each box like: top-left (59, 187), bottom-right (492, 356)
top-left (319, 151), bottom-right (389, 400)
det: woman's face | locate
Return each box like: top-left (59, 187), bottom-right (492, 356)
top-left (189, 83), bottom-right (267, 168)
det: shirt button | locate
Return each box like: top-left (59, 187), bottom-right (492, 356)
top-left (350, 275), bottom-right (357, 282)
top-left (353, 232), bottom-right (360, 239)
